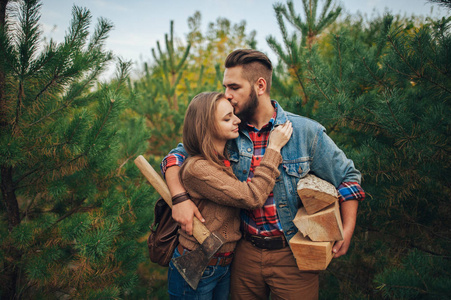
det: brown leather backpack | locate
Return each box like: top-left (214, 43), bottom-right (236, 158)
top-left (147, 198), bottom-right (179, 267)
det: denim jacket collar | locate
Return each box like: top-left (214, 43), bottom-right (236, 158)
top-left (273, 100), bottom-right (288, 127)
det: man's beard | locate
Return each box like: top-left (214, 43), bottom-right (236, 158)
top-left (236, 88), bottom-right (258, 123)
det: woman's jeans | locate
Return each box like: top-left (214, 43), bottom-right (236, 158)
top-left (168, 246), bottom-right (231, 299)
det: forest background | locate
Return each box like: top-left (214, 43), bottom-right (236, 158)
top-left (0, 0), bottom-right (450, 299)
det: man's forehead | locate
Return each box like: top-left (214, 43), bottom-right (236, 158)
top-left (223, 66), bottom-right (245, 84)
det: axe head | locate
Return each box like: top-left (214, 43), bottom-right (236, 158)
top-left (172, 232), bottom-right (224, 290)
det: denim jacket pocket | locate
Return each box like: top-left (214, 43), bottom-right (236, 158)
top-left (283, 160), bottom-right (310, 178)
top-left (282, 160), bottom-right (311, 197)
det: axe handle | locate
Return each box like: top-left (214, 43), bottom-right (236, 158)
top-left (134, 155), bottom-right (210, 244)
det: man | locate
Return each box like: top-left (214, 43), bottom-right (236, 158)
top-left (161, 49), bottom-right (365, 299)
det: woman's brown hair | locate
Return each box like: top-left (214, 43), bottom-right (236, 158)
top-left (180, 92), bottom-right (229, 178)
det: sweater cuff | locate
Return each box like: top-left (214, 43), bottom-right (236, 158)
top-left (261, 148), bottom-right (283, 165)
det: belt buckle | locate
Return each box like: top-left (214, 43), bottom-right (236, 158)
top-left (261, 236), bottom-right (270, 249)
top-left (252, 235), bottom-right (268, 249)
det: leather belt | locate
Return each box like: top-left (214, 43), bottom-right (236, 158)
top-left (177, 244), bottom-right (234, 266)
top-left (243, 231), bottom-right (288, 250)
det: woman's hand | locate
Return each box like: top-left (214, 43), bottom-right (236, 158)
top-left (267, 121), bottom-right (293, 152)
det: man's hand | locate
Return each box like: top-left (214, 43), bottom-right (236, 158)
top-left (332, 227), bottom-right (353, 258)
top-left (165, 166), bottom-right (204, 236)
top-left (333, 200), bottom-right (358, 258)
top-left (172, 200), bottom-right (204, 236)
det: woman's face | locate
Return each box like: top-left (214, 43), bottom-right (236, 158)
top-left (214, 98), bottom-right (241, 142)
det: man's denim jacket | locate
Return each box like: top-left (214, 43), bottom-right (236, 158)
top-left (168, 101), bottom-right (362, 242)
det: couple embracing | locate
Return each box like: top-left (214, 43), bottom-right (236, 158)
top-left (160, 49), bottom-right (365, 300)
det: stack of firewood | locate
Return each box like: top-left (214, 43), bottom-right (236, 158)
top-left (289, 174), bottom-right (344, 271)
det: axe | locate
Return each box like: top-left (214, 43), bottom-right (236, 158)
top-left (134, 155), bottom-right (225, 290)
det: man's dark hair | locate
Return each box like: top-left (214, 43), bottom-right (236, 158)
top-left (225, 49), bottom-right (273, 94)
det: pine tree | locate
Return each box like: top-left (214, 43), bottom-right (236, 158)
top-left (0, 1), bottom-right (152, 298)
top-left (267, 0), bottom-right (342, 109)
top-left (269, 0), bottom-right (450, 297)
top-left (427, 0), bottom-right (451, 9)
top-left (277, 11), bottom-right (451, 300)
top-left (151, 20), bottom-right (191, 111)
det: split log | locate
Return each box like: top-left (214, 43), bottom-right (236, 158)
top-left (292, 200), bottom-right (343, 242)
top-left (297, 174), bottom-right (338, 215)
top-left (289, 232), bottom-right (334, 271)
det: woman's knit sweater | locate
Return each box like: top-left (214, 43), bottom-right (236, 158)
top-left (179, 148), bottom-right (282, 253)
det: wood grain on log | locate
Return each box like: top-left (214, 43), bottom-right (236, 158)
top-left (289, 232), bottom-right (334, 271)
top-left (293, 200), bottom-right (343, 242)
top-left (297, 174), bottom-right (338, 215)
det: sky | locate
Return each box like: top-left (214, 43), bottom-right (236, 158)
top-left (36, 0), bottom-right (448, 79)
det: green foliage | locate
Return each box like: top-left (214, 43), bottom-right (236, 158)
top-left (375, 250), bottom-right (451, 299)
top-left (151, 20), bottom-right (191, 110)
top-left (0, 0), bottom-right (153, 298)
top-left (277, 0), bottom-right (342, 47)
top-left (268, 0), bottom-right (342, 113)
top-left (2, 0), bottom-right (449, 298)
top-left (427, 0), bottom-right (451, 9)
top-left (271, 2), bottom-right (451, 297)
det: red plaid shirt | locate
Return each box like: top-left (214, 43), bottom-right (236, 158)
top-left (238, 106), bottom-right (283, 236)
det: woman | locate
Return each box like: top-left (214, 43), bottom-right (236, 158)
top-left (168, 92), bottom-right (292, 299)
